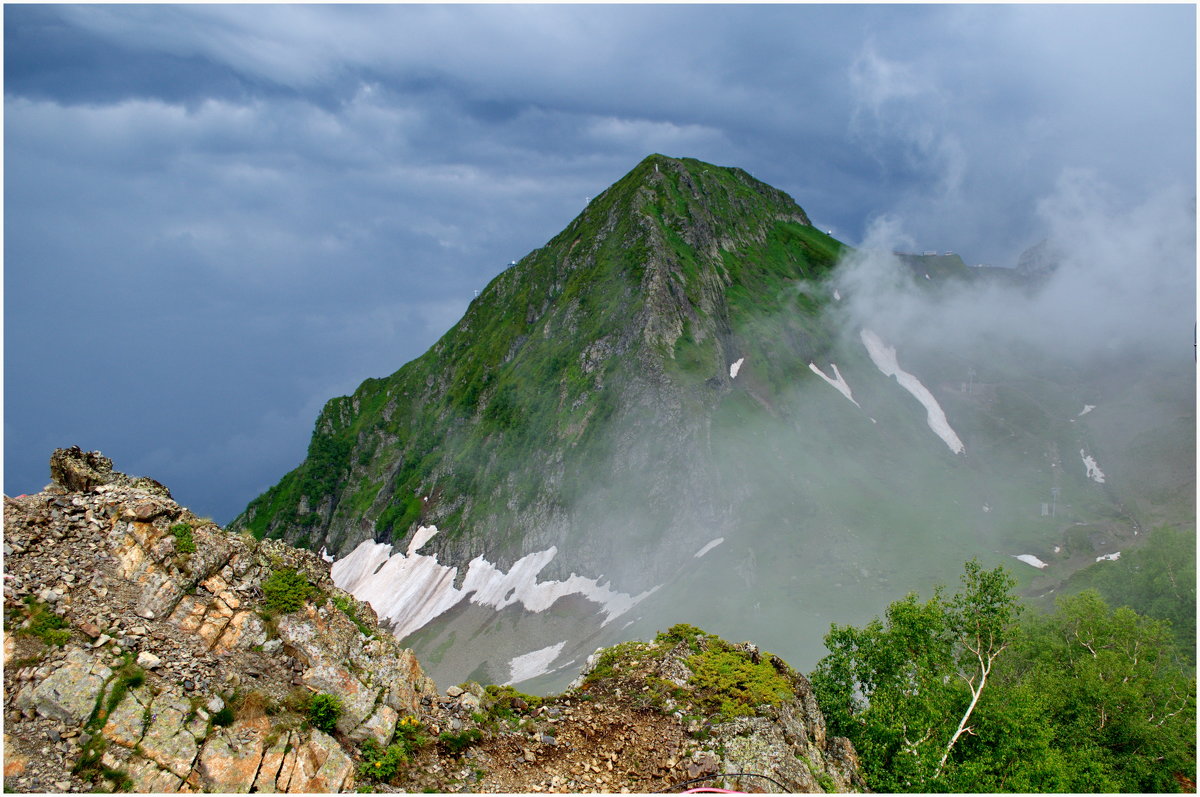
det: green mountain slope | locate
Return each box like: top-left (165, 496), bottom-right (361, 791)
top-left (234, 155), bottom-right (847, 573)
top-left (232, 155), bottom-right (1193, 690)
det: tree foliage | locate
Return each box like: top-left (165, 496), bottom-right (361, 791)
top-left (811, 561), bottom-right (1197, 792)
top-left (810, 560), bottom-right (1019, 791)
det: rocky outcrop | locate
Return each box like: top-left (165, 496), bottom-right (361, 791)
top-left (3, 448), bottom-right (864, 793)
top-left (3, 448), bottom-right (437, 793)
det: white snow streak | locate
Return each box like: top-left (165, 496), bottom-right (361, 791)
top-left (694, 538), bottom-right (725, 558)
top-left (1078, 404), bottom-right (1096, 417)
top-left (860, 329), bottom-right (965, 454)
top-left (808, 362), bottom-right (861, 408)
top-left (1095, 552), bottom-right (1121, 562)
top-left (319, 547), bottom-right (335, 563)
top-left (1081, 450), bottom-right (1106, 483)
top-left (1012, 554), bottom-right (1049, 569)
top-left (406, 525), bottom-right (440, 555)
top-left (729, 358), bottom-right (745, 379)
top-left (505, 641), bottom-right (566, 685)
top-left (833, 289), bottom-right (842, 301)
top-left (330, 532), bottom-right (659, 640)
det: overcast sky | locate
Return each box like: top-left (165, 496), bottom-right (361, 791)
top-left (5, 4), bottom-right (1195, 522)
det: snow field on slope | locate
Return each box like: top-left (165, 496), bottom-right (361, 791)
top-left (808, 362), bottom-right (861, 408)
top-left (860, 328), bottom-right (965, 455)
top-left (330, 526), bottom-right (658, 640)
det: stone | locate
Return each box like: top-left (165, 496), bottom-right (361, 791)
top-left (49, 447), bottom-right (115, 493)
top-left (252, 731), bottom-right (292, 794)
top-left (196, 715), bottom-right (270, 792)
top-left (24, 649), bottom-right (112, 726)
top-left (445, 685), bottom-right (464, 698)
top-left (278, 730), bottom-right (353, 793)
top-left (139, 694), bottom-right (204, 779)
top-left (101, 686), bottom-right (149, 749)
top-left (347, 702), bottom-right (398, 748)
top-left (136, 651), bottom-right (162, 669)
top-left (300, 663), bottom-right (379, 735)
top-left (121, 754), bottom-right (184, 793)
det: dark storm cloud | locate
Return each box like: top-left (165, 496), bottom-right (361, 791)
top-left (5, 4), bottom-right (1194, 521)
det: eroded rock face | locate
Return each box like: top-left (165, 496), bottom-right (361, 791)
top-left (3, 447), bottom-right (439, 793)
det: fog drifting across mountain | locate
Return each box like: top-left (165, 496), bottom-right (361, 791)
top-left (831, 170), bottom-right (1196, 362)
top-left (534, 173), bottom-right (1196, 690)
top-left (325, 160), bottom-right (1194, 692)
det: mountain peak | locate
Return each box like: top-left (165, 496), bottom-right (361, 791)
top-left (232, 154), bottom-right (841, 589)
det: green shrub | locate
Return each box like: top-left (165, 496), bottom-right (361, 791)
top-left (656, 623), bottom-right (711, 652)
top-left (437, 728), bottom-right (482, 754)
top-left (483, 684), bottom-right (542, 720)
top-left (21, 597), bottom-right (70, 646)
top-left (169, 523), bottom-right (195, 554)
top-left (308, 693), bottom-right (342, 733)
top-left (263, 568), bottom-right (318, 614)
top-left (211, 707), bottom-right (235, 727)
top-left (358, 738), bottom-right (407, 782)
top-left (687, 646), bottom-right (794, 719)
top-left (392, 714), bottom-right (430, 756)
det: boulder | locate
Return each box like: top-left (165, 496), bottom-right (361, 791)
top-left (20, 649), bottom-right (112, 726)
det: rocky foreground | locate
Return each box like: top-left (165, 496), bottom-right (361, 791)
top-left (3, 448), bottom-right (864, 793)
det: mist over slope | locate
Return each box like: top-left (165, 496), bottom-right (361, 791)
top-left (233, 155), bottom-right (1194, 690)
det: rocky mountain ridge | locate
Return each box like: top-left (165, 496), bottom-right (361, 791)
top-left (3, 448), bottom-right (865, 793)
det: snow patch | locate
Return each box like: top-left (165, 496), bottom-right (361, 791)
top-left (406, 524), bottom-right (440, 555)
top-left (982, 504), bottom-right (991, 513)
top-left (505, 641), bottom-right (566, 685)
top-left (860, 329), bottom-right (965, 454)
top-left (833, 289), bottom-right (841, 301)
top-left (729, 357), bottom-right (745, 379)
top-left (1078, 404), bottom-right (1096, 417)
top-left (1012, 554), bottom-right (1049, 569)
top-left (319, 547), bottom-right (335, 563)
top-left (694, 538), bottom-right (725, 558)
top-left (1095, 552), bottom-right (1121, 562)
top-left (1081, 450), bottom-right (1106, 483)
top-left (331, 533), bottom-right (659, 640)
top-left (1053, 545), bottom-right (1062, 554)
top-left (808, 362), bottom-right (861, 408)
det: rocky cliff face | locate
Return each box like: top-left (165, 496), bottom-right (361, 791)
top-left (3, 447), bottom-right (436, 793)
top-left (4, 449), bottom-right (865, 793)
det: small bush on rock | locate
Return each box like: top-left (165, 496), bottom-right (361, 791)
top-left (20, 597), bottom-right (70, 646)
top-left (169, 522), bottom-right (196, 553)
top-left (263, 568), bottom-right (318, 614)
top-left (358, 738), bottom-right (407, 782)
top-left (308, 693), bottom-right (342, 733)
top-left (438, 728), bottom-right (482, 754)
